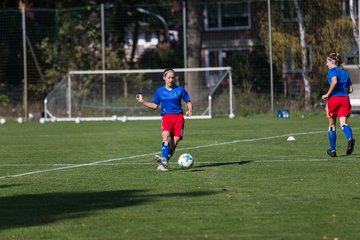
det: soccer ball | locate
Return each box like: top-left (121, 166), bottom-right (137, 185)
top-left (121, 116), bottom-right (128, 122)
top-left (17, 117), bottom-right (24, 124)
top-left (178, 153), bottom-right (194, 169)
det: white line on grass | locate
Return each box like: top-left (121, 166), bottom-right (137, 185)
top-left (0, 164), bottom-right (76, 167)
top-left (2, 157), bottom-right (356, 169)
top-left (0, 130), bottom-right (327, 180)
top-left (0, 152), bottom-right (160, 180)
top-left (177, 130), bottom-right (325, 151)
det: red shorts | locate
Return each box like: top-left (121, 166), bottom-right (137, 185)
top-left (327, 96), bottom-right (352, 118)
top-left (161, 114), bottom-right (185, 139)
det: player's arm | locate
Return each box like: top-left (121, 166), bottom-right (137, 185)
top-left (348, 86), bottom-right (353, 94)
top-left (322, 76), bottom-right (337, 100)
top-left (185, 101), bottom-right (193, 117)
top-left (136, 94), bottom-right (158, 110)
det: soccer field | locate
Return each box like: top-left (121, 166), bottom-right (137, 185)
top-left (0, 114), bottom-right (359, 240)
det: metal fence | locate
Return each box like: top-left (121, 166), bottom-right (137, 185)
top-left (0, 0), bottom-right (358, 118)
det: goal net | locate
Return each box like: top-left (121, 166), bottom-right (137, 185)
top-left (44, 67), bottom-right (234, 121)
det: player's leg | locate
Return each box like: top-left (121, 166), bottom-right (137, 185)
top-left (156, 132), bottom-right (179, 171)
top-left (161, 130), bottom-right (172, 161)
top-left (169, 136), bottom-right (181, 158)
top-left (327, 116), bottom-right (337, 157)
top-left (340, 116), bottom-right (352, 140)
top-left (327, 97), bottom-right (339, 157)
top-left (155, 115), bottom-right (173, 171)
top-left (169, 114), bottom-right (185, 158)
top-left (153, 130), bottom-right (172, 171)
top-left (169, 135), bottom-right (176, 159)
top-left (339, 116), bottom-right (355, 155)
top-left (338, 97), bottom-right (355, 155)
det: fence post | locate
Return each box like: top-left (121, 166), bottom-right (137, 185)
top-left (67, 73), bottom-right (72, 118)
top-left (101, 4), bottom-right (106, 116)
top-left (229, 68), bottom-right (235, 118)
top-left (267, 0), bottom-right (274, 113)
top-left (21, 7), bottom-right (28, 120)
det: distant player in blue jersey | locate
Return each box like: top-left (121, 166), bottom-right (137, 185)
top-left (322, 53), bottom-right (355, 157)
top-left (136, 68), bottom-right (193, 171)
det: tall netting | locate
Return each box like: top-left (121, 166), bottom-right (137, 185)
top-left (1, 1), bottom-right (359, 117)
top-left (0, 9), bottom-right (23, 106)
top-left (44, 67), bottom-right (234, 121)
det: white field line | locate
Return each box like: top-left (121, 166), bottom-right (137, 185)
top-left (0, 129), bottom-right (328, 180)
top-left (2, 157), bottom-right (357, 168)
top-left (0, 152), bottom-right (160, 180)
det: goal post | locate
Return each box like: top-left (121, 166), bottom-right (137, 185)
top-left (44, 67), bottom-right (234, 121)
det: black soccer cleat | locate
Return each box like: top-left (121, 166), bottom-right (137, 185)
top-left (327, 149), bottom-right (337, 157)
top-left (346, 138), bottom-right (355, 155)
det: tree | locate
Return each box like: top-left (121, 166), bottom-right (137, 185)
top-left (186, 0), bottom-right (202, 104)
top-left (293, 0), bottom-right (311, 110)
top-left (349, 0), bottom-right (359, 57)
top-left (259, 0), bottom-right (356, 109)
top-left (37, 1), bottom-right (128, 94)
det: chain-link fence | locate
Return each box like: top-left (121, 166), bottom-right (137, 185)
top-left (0, 0), bottom-right (358, 118)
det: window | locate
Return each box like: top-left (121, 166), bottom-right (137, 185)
top-left (204, 1), bottom-right (250, 30)
top-left (208, 50), bottom-right (221, 67)
top-left (205, 49), bottom-right (222, 87)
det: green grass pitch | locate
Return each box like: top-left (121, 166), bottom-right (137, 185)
top-left (0, 114), bottom-right (359, 240)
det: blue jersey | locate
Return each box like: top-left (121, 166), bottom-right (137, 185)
top-left (152, 85), bottom-right (191, 116)
top-left (327, 66), bottom-right (352, 97)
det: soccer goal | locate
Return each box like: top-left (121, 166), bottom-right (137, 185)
top-left (44, 67), bottom-right (234, 121)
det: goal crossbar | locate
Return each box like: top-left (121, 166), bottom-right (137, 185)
top-left (68, 66), bottom-right (232, 75)
top-left (44, 67), bottom-right (234, 122)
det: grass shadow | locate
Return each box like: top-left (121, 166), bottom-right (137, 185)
top-left (0, 184), bottom-right (23, 189)
top-left (0, 189), bottom-right (219, 230)
top-left (194, 160), bottom-right (252, 169)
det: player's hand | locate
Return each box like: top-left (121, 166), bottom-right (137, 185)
top-left (322, 94), bottom-right (328, 100)
top-left (185, 110), bottom-right (192, 117)
top-left (136, 94), bottom-right (144, 103)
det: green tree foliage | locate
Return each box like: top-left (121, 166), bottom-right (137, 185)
top-left (258, 0), bottom-right (356, 104)
top-left (35, 0), bottom-right (183, 114)
top-left (37, 0), bottom-right (182, 87)
top-left (37, 2), bottom-right (128, 94)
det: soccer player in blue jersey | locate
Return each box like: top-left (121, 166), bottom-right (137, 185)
top-left (322, 53), bottom-right (355, 157)
top-left (136, 68), bottom-right (193, 171)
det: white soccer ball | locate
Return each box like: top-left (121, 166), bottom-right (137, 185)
top-left (39, 118), bottom-right (46, 124)
top-left (0, 118), bottom-right (6, 125)
top-left (75, 117), bottom-right (81, 124)
top-left (178, 153), bottom-right (194, 169)
top-left (28, 113), bottom-right (34, 121)
top-left (121, 116), bottom-right (128, 122)
top-left (17, 117), bottom-right (24, 124)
